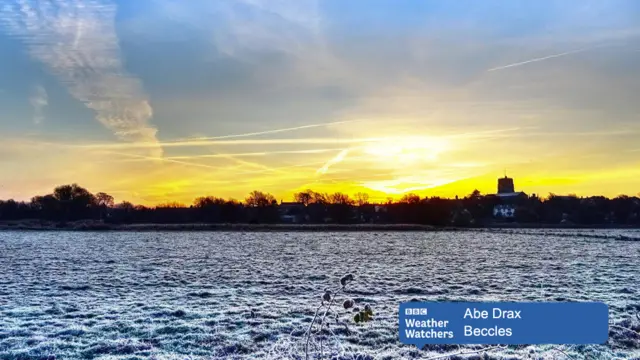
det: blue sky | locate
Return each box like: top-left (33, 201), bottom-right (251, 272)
top-left (1, 0), bottom-right (640, 204)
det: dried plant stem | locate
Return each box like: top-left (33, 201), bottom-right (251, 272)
top-left (304, 285), bottom-right (346, 360)
top-left (319, 286), bottom-right (346, 358)
top-left (550, 346), bottom-right (576, 359)
top-left (304, 302), bottom-right (325, 360)
top-left (318, 294), bottom-right (337, 356)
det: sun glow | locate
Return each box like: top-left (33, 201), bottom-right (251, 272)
top-left (340, 136), bottom-right (463, 195)
top-left (361, 136), bottom-right (451, 166)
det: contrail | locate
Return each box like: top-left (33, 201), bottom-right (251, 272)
top-left (487, 47), bottom-right (593, 72)
top-left (105, 151), bottom-right (219, 170)
top-left (214, 153), bottom-right (285, 174)
top-left (57, 137), bottom-right (384, 150)
top-left (316, 148), bottom-right (351, 175)
top-left (178, 119), bottom-right (366, 141)
top-left (166, 148), bottom-right (346, 160)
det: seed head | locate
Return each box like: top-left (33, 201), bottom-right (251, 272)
top-left (343, 299), bottom-right (354, 309)
top-left (340, 273), bottom-right (355, 287)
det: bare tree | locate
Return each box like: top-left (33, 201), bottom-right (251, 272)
top-left (245, 190), bottom-right (277, 207)
top-left (116, 201), bottom-right (134, 210)
top-left (95, 192), bottom-right (114, 207)
top-left (399, 193), bottom-right (421, 204)
top-left (469, 189), bottom-right (481, 199)
top-left (354, 192), bottom-right (370, 206)
top-left (328, 192), bottom-right (354, 205)
top-left (311, 191), bottom-right (328, 204)
top-left (194, 196), bottom-right (225, 208)
top-left (156, 202), bottom-right (186, 209)
top-left (294, 190), bottom-right (313, 205)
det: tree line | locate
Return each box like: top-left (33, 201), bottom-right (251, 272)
top-left (0, 184), bottom-right (639, 226)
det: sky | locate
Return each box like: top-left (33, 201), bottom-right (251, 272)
top-left (1, 0), bottom-right (640, 205)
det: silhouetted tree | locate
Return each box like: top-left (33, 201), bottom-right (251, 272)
top-left (399, 193), bottom-right (421, 204)
top-left (156, 202), bottom-right (186, 209)
top-left (354, 192), bottom-right (370, 206)
top-left (52, 184), bottom-right (95, 221)
top-left (294, 190), bottom-right (313, 206)
top-left (611, 195), bottom-right (634, 224)
top-left (245, 191), bottom-right (277, 223)
top-left (153, 202), bottom-right (190, 223)
top-left (245, 191), bottom-right (277, 207)
top-left (0, 199), bottom-right (31, 220)
top-left (220, 199), bottom-right (243, 223)
top-left (193, 196), bottom-right (226, 222)
top-left (327, 192), bottom-right (354, 205)
top-left (324, 192), bottom-right (354, 223)
top-left (312, 191), bottom-right (328, 205)
top-left (30, 195), bottom-right (59, 220)
top-left (194, 196), bottom-right (218, 208)
top-left (116, 201), bottom-right (134, 210)
top-left (106, 201), bottom-right (136, 224)
top-left (2, 184), bottom-right (640, 227)
top-left (95, 192), bottom-right (114, 208)
top-left (94, 192), bottom-right (114, 220)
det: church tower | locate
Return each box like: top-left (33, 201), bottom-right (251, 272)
top-left (497, 175), bottom-right (515, 194)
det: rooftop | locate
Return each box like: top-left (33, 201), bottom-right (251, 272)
top-left (495, 192), bottom-right (527, 198)
top-left (279, 202), bottom-right (305, 206)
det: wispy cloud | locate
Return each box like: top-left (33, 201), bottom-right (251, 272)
top-left (1, 0), bottom-right (161, 156)
top-left (212, 0), bottom-right (321, 56)
top-left (487, 47), bottom-right (595, 72)
top-left (29, 84), bottom-right (48, 124)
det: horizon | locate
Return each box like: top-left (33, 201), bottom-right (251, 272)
top-left (2, 180), bottom-right (639, 208)
top-left (2, 1), bottom-right (640, 206)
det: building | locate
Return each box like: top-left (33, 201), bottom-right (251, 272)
top-left (278, 201), bottom-right (306, 223)
top-left (498, 176), bottom-right (515, 194)
top-left (494, 175), bottom-right (527, 200)
top-left (493, 204), bottom-right (516, 218)
top-left (491, 175), bottom-right (527, 220)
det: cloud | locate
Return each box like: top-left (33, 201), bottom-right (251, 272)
top-left (1, 0), bottom-right (162, 156)
top-left (5, 1), bottom-right (640, 203)
top-left (29, 84), bottom-right (48, 124)
top-left (212, 0), bottom-right (321, 55)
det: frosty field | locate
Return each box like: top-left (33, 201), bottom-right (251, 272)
top-left (1, 230), bottom-right (639, 360)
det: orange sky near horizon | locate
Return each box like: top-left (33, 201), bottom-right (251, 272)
top-left (3, 123), bottom-right (639, 206)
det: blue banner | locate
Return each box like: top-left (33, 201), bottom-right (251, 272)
top-left (399, 302), bottom-right (608, 346)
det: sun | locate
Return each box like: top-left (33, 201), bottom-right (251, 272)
top-left (361, 135), bottom-right (451, 166)
top-left (354, 135), bottom-right (466, 195)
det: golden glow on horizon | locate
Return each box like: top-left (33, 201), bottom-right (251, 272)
top-left (2, 123), bottom-right (639, 206)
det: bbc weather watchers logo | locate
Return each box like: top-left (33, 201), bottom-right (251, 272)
top-left (405, 307), bottom-right (428, 316)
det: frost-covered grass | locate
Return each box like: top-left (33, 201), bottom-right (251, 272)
top-left (0, 230), bottom-right (639, 359)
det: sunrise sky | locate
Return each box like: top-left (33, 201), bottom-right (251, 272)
top-left (1, 0), bottom-right (640, 205)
